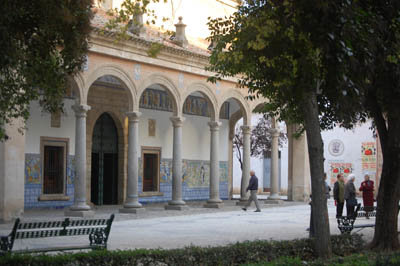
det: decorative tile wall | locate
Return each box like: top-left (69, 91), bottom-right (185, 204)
top-left (24, 154), bottom-right (229, 207)
top-left (24, 153), bottom-right (75, 208)
top-left (139, 159), bottom-right (229, 203)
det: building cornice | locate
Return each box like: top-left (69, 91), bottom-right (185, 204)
top-left (89, 29), bottom-right (238, 83)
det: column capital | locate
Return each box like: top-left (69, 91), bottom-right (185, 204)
top-left (72, 104), bottom-right (91, 118)
top-left (208, 121), bottom-right (222, 131)
top-left (241, 125), bottom-right (252, 134)
top-left (269, 128), bottom-right (280, 137)
top-left (170, 116), bottom-right (185, 127)
top-left (126, 111), bottom-right (142, 122)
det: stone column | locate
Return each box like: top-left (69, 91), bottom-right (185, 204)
top-left (0, 118), bottom-right (25, 222)
top-left (287, 124), bottom-right (311, 201)
top-left (120, 112), bottom-right (144, 214)
top-left (165, 116), bottom-right (188, 210)
top-left (204, 121), bottom-right (223, 208)
top-left (65, 104), bottom-right (94, 217)
top-left (237, 125), bottom-right (251, 205)
top-left (266, 119), bottom-right (282, 204)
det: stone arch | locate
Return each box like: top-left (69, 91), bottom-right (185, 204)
top-left (229, 110), bottom-right (244, 139)
top-left (182, 82), bottom-right (218, 121)
top-left (67, 73), bottom-right (85, 103)
top-left (137, 73), bottom-right (181, 116)
top-left (83, 64), bottom-right (136, 111)
top-left (86, 109), bottom-right (127, 205)
top-left (249, 97), bottom-right (269, 113)
top-left (219, 90), bottom-right (251, 125)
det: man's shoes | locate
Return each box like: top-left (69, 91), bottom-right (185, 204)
top-left (254, 210), bottom-right (261, 212)
top-left (242, 208), bottom-right (247, 211)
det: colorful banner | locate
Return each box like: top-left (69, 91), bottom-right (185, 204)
top-left (329, 162), bottom-right (353, 185)
top-left (361, 141), bottom-right (376, 176)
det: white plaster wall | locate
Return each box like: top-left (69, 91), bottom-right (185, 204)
top-left (25, 99), bottom-right (77, 155)
top-left (322, 121), bottom-right (376, 189)
top-left (139, 108), bottom-right (229, 161)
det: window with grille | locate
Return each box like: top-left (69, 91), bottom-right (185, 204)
top-left (40, 138), bottom-right (68, 198)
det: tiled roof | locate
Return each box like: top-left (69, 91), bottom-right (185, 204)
top-left (91, 8), bottom-right (211, 57)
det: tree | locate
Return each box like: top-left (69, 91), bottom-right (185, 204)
top-left (233, 114), bottom-right (287, 170)
top-left (0, 0), bottom-right (93, 140)
top-left (337, 1), bottom-right (400, 250)
top-left (206, 0), bottom-right (367, 258)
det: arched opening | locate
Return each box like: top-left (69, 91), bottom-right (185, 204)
top-left (179, 90), bottom-right (219, 200)
top-left (91, 112), bottom-right (119, 205)
top-left (137, 83), bottom-right (178, 197)
top-left (220, 97), bottom-right (247, 199)
top-left (86, 74), bottom-right (130, 205)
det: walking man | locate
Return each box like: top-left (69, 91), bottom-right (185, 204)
top-left (242, 170), bottom-right (261, 212)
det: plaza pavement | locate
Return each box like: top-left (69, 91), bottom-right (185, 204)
top-left (0, 198), bottom-right (377, 251)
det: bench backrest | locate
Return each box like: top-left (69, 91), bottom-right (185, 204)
top-left (11, 214), bottom-right (114, 241)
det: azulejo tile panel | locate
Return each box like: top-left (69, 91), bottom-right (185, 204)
top-left (24, 153), bottom-right (228, 207)
top-left (24, 153), bottom-right (75, 208)
top-left (139, 158), bottom-right (229, 203)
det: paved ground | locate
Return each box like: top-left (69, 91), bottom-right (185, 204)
top-left (0, 198), bottom-right (377, 251)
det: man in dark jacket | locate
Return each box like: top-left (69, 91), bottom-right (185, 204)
top-left (242, 170), bottom-right (261, 212)
top-left (344, 174), bottom-right (357, 218)
top-left (333, 174), bottom-right (345, 218)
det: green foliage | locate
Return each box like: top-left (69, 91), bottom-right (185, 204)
top-left (147, 42), bottom-right (164, 58)
top-left (0, 0), bottom-right (93, 140)
top-left (103, 0), bottom-right (169, 41)
top-left (206, 1), bottom-right (365, 129)
top-left (0, 235), bottom-right (364, 266)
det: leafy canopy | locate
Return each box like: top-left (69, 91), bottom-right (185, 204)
top-left (207, 0), bottom-right (365, 130)
top-left (0, 0), bottom-right (93, 140)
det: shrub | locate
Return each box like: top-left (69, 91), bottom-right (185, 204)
top-left (0, 234), bottom-right (365, 266)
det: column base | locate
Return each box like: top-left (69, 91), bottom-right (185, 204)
top-left (264, 199), bottom-right (283, 204)
top-left (119, 207), bottom-right (145, 214)
top-left (204, 202), bottom-right (224, 208)
top-left (164, 204), bottom-right (189, 211)
top-left (123, 201), bottom-right (143, 208)
top-left (64, 210), bottom-right (95, 217)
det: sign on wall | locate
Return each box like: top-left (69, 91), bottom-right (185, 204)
top-left (329, 162), bottom-right (353, 185)
top-left (328, 139), bottom-right (345, 156)
top-left (361, 141), bottom-right (377, 177)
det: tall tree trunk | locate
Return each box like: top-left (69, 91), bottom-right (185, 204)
top-left (370, 112), bottom-right (400, 250)
top-left (303, 90), bottom-right (332, 258)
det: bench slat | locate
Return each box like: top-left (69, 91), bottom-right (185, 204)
top-left (11, 245), bottom-right (99, 254)
top-left (16, 230), bottom-right (61, 239)
top-left (69, 219), bottom-right (107, 227)
top-left (19, 221), bottom-right (64, 230)
top-left (15, 227), bottom-right (107, 239)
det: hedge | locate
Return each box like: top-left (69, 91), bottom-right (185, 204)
top-left (0, 234), bottom-right (364, 266)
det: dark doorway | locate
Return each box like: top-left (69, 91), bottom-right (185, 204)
top-left (142, 150), bottom-right (160, 192)
top-left (91, 113), bottom-right (118, 205)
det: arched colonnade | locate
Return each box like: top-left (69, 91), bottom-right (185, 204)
top-left (66, 61), bottom-right (305, 216)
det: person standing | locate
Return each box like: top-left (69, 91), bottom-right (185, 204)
top-left (359, 174), bottom-right (374, 219)
top-left (242, 170), bottom-right (261, 212)
top-left (333, 174), bottom-right (345, 218)
top-left (344, 174), bottom-right (357, 218)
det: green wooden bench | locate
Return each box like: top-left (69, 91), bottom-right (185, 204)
top-left (337, 204), bottom-right (399, 234)
top-left (0, 214), bottom-right (114, 254)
